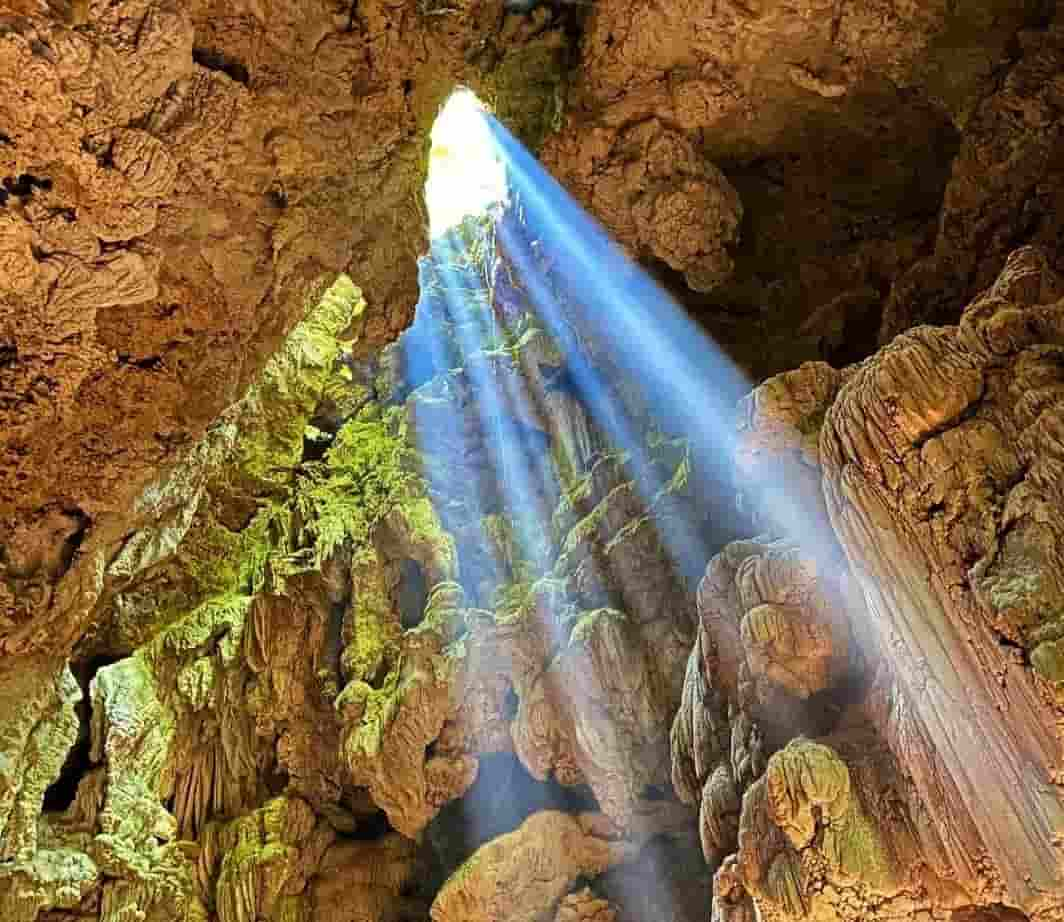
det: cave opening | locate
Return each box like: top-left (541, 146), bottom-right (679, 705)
top-left (424, 89), bottom-right (507, 238)
top-left (42, 653), bottom-right (122, 813)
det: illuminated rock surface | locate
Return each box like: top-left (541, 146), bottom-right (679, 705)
top-left (2, 3), bottom-right (1064, 921)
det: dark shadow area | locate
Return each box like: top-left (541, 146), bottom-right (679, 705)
top-left (398, 558), bottom-right (429, 629)
top-left (56, 507), bottom-right (90, 580)
top-left (301, 429), bottom-right (333, 463)
top-left (192, 47), bottom-right (250, 85)
top-left (346, 806), bottom-right (394, 840)
top-left (0, 173), bottom-right (52, 206)
top-left (43, 653), bottom-right (122, 813)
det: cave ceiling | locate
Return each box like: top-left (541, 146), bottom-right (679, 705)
top-left (0, 0), bottom-right (1060, 574)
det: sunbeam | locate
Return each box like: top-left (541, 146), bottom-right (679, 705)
top-left (425, 90), bottom-right (508, 238)
top-left (477, 92), bottom-right (1064, 904)
top-left (404, 86), bottom-right (1064, 916)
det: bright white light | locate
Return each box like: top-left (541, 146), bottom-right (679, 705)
top-left (425, 89), bottom-right (507, 237)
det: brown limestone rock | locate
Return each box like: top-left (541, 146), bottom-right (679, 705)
top-left (674, 247), bottom-right (1064, 919)
top-left (336, 517), bottom-right (474, 839)
top-left (670, 534), bottom-right (861, 866)
top-left (821, 246), bottom-right (1064, 910)
top-left (880, 23), bottom-right (1064, 341)
top-left (0, 0), bottom-right (573, 658)
top-left (430, 811), bottom-right (621, 922)
top-left (543, 119), bottom-right (743, 293)
top-left (554, 888), bottom-right (617, 922)
top-left (430, 807), bottom-right (690, 922)
top-left (309, 832), bottom-right (423, 922)
top-left (732, 735), bottom-right (958, 922)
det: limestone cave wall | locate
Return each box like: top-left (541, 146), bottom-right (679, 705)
top-left (2, 1), bottom-right (1064, 921)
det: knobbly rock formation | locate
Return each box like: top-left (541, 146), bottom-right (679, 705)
top-left (674, 246), bottom-right (1064, 921)
top-left (544, 0), bottom-right (1059, 376)
top-left (4, 2), bottom-right (1064, 922)
top-left (430, 805), bottom-right (691, 922)
top-left (0, 212), bottom-right (709, 921)
top-left (0, 0), bottom-right (572, 643)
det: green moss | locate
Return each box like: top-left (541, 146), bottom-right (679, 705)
top-left (294, 410), bottom-right (417, 567)
top-left (655, 453), bottom-right (690, 502)
top-left (569, 607), bottom-right (626, 646)
top-left (338, 669), bottom-right (404, 761)
top-left (561, 482), bottom-right (634, 557)
top-left (422, 581), bottom-right (466, 634)
top-left (401, 496), bottom-right (458, 578)
top-left (494, 580), bottom-right (535, 623)
top-left (100, 275), bottom-right (367, 649)
top-left (1032, 640), bottom-right (1064, 705)
top-left (343, 550), bottom-right (398, 682)
top-left (233, 274), bottom-right (365, 494)
top-left (145, 593), bottom-right (252, 681)
top-left (495, 575), bottom-right (570, 629)
top-left (488, 37), bottom-right (568, 152)
top-left (795, 406), bottom-right (827, 437)
top-left (983, 570), bottom-right (1042, 628)
top-left (205, 797), bottom-right (314, 922)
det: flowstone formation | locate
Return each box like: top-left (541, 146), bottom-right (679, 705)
top-left (672, 246), bottom-right (1064, 921)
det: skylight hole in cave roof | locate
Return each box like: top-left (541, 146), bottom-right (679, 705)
top-left (425, 87), bottom-right (507, 238)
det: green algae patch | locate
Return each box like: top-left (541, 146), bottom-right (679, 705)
top-left (232, 274), bottom-right (366, 495)
top-left (201, 796), bottom-right (317, 922)
top-left (569, 607), bottom-right (627, 647)
top-left (765, 739), bottom-right (897, 896)
top-left (343, 550), bottom-right (400, 683)
top-left (1032, 639), bottom-right (1064, 705)
top-left (144, 593), bottom-right (252, 682)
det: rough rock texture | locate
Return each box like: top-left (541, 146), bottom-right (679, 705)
top-left (5, 2), bottom-right (1064, 921)
top-left (675, 247), bottom-right (1064, 921)
top-left (543, 0), bottom-right (1060, 377)
top-left (0, 0), bottom-right (572, 642)
top-left (5, 0), bottom-right (1064, 644)
top-left (430, 806), bottom-right (691, 922)
top-left (0, 212), bottom-right (708, 921)
top-left (880, 21), bottom-right (1064, 341)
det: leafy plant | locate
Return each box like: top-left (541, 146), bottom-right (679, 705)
top-left (294, 413), bottom-right (416, 566)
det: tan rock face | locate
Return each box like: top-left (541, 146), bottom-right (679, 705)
top-left (542, 0), bottom-right (1054, 378)
top-left (2, 0), bottom-right (1064, 919)
top-left (821, 245), bottom-right (1064, 908)
top-left (429, 807), bottom-right (690, 922)
top-left (0, 0), bottom-right (571, 643)
top-left (880, 23), bottom-right (1064, 341)
top-left (677, 248), bottom-right (1064, 921)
